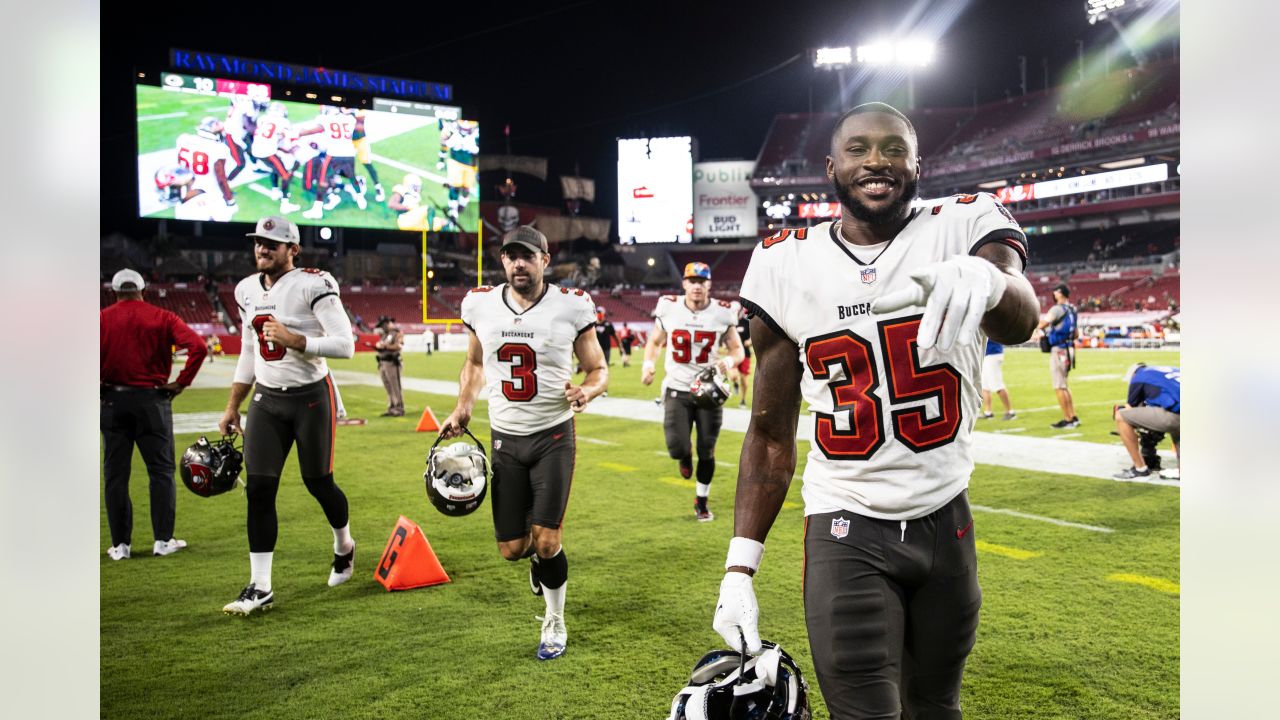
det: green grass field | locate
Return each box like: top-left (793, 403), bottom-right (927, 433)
top-left (135, 84), bottom-right (479, 232)
top-left (101, 348), bottom-right (1179, 719)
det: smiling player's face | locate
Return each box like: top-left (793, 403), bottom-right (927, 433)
top-left (827, 112), bottom-right (921, 227)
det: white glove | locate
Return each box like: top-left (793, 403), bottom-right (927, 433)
top-left (870, 255), bottom-right (1007, 352)
top-left (713, 572), bottom-right (762, 654)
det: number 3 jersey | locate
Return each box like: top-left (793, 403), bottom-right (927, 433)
top-left (739, 193), bottom-right (1028, 520)
top-left (461, 284), bottom-right (598, 435)
top-left (652, 295), bottom-right (740, 392)
top-left (233, 268), bottom-right (350, 389)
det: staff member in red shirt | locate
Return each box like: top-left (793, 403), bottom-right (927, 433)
top-left (100, 269), bottom-right (208, 560)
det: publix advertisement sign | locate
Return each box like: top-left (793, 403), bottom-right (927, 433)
top-left (693, 161), bottom-right (757, 239)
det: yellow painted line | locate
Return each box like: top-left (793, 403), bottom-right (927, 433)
top-left (137, 102), bottom-right (156, 109)
top-left (975, 540), bottom-right (1042, 560)
top-left (1107, 573), bottom-right (1179, 595)
top-left (659, 477), bottom-right (691, 488)
top-left (600, 462), bottom-right (637, 473)
top-left (782, 501), bottom-right (801, 510)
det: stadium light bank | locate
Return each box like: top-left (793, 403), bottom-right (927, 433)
top-left (814, 41), bottom-right (936, 108)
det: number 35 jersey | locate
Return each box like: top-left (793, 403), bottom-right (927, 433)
top-left (739, 194), bottom-right (1027, 521)
top-left (651, 295), bottom-right (740, 392)
top-left (461, 284), bottom-right (597, 435)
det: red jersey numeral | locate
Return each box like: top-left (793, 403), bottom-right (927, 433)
top-left (804, 315), bottom-right (961, 460)
top-left (670, 329), bottom-right (717, 364)
top-left (178, 148), bottom-right (210, 175)
top-left (251, 314), bottom-right (287, 361)
top-left (497, 343), bottom-right (538, 402)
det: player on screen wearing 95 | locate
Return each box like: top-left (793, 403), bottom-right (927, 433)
top-left (217, 216), bottom-right (357, 616)
top-left (713, 103), bottom-right (1039, 720)
top-left (441, 226), bottom-right (609, 661)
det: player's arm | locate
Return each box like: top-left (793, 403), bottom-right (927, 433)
top-left (387, 192), bottom-right (410, 212)
top-left (975, 242), bottom-right (1038, 345)
top-left (214, 158), bottom-right (233, 202)
top-left (568, 327), bottom-right (609, 412)
top-left (719, 325), bottom-right (746, 373)
top-left (441, 330), bottom-right (486, 438)
top-left (713, 315), bottom-right (804, 654)
top-left (262, 296), bottom-right (355, 358)
top-left (641, 321), bottom-right (667, 385)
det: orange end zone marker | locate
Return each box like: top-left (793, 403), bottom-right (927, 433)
top-left (374, 516), bottom-right (451, 591)
top-left (416, 407), bottom-right (440, 432)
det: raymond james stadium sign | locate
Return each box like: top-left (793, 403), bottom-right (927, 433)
top-left (170, 49), bottom-right (453, 102)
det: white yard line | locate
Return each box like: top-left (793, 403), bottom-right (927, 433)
top-left (183, 363), bottom-right (1179, 486)
top-left (369, 153), bottom-right (447, 186)
top-left (971, 504), bottom-right (1114, 533)
top-left (1051, 433), bottom-right (1085, 439)
top-left (138, 111), bottom-right (188, 121)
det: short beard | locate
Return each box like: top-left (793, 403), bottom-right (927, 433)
top-left (508, 272), bottom-right (542, 298)
top-left (834, 177), bottom-right (918, 227)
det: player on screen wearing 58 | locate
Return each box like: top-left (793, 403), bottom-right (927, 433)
top-left (713, 103), bottom-right (1038, 720)
top-left (641, 262), bottom-right (744, 522)
top-left (440, 225), bottom-right (608, 661)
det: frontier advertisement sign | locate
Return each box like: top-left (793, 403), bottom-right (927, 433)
top-left (618, 136), bottom-right (694, 244)
top-left (693, 161), bottom-right (757, 239)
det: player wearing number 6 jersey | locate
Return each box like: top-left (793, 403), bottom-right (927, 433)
top-left (712, 103), bottom-right (1038, 720)
top-left (217, 216), bottom-right (357, 616)
top-left (442, 225), bottom-right (608, 661)
top-left (642, 262), bottom-right (744, 521)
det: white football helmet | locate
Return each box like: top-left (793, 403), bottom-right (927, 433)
top-left (197, 116), bottom-right (224, 141)
top-left (668, 642), bottom-right (811, 720)
top-left (424, 428), bottom-right (489, 517)
top-left (154, 165), bottom-right (195, 204)
top-left (404, 173), bottom-right (423, 194)
top-left (247, 85), bottom-right (270, 112)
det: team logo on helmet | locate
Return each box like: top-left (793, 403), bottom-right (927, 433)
top-left (690, 366), bottom-right (731, 410)
top-left (179, 435), bottom-right (243, 497)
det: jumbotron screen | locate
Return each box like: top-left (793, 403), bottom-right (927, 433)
top-left (618, 136), bottom-right (694, 244)
top-left (135, 74), bottom-right (479, 232)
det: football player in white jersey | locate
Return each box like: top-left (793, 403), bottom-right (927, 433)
top-left (174, 117), bottom-right (236, 217)
top-left (224, 93), bottom-right (264, 180)
top-left (314, 108), bottom-right (367, 211)
top-left (441, 226), bottom-right (609, 661)
top-left (251, 103), bottom-right (300, 213)
top-left (712, 103), bottom-right (1039, 720)
top-left (217, 216), bottom-right (357, 616)
top-left (641, 262), bottom-right (745, 521)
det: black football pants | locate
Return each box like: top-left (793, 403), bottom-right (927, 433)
top-left (100, 388), bottom-right (177, 546)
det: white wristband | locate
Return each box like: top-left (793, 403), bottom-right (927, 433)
top-left (725, 536), bottom-right (765, 571)
top-left (642, 360), bottom-right (655, 373)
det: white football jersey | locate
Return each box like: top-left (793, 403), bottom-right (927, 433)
top-left (234, 268), bottom-right (347, 388)
top-left (251, 114), bottom-right (290, 158)
top-left (652, 295), bottom-right (740, 392)
top-left (318, 113), bottom-right (357, 158)
top-left (225, 97), bottom-right (255, 144)
top-left (461, 283), bottom-right (598, 435)
top-left (175, 133), bottom-right (231, 198)
top-left (291, 124), bottom-right (328, 164)
top-left (739, 193), bottom-right (1027, 521)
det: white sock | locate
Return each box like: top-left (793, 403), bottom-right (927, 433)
top-left (543, 582), bottom-right (566, 617)
top-left (333, 524), bottom-right (353, 554)
top-left (696, 482), bottom-right (711, 498)
top-left (250, 552), bottom-right (273, 592)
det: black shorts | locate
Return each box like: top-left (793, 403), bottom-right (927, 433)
top-left (803, 490), bottom-right (980, 719)
top-left (301, 157), bottom-right (324, 192)
top-left (323, 156), bottom-right (357, 182)
top-left (489, 418), bottom-right (576, 542)
top-left (662, 389), bottom-right (723, 459)
top-left (244, 377), bottom-right (337, 479)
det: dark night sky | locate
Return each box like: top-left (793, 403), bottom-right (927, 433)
top-left (101, 0), bottom-right (1144, 243)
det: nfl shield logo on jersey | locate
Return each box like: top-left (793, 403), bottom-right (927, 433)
top-left (860, 267), bottom-right (877, 285)
top-left (831, 517), bottom-right (850, 539)
top-left (493, 439), bottom-right (503, 450)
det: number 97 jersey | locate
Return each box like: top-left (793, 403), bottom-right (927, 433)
top-left (739, 194), bottom-right (1028, 521)
top-left (651, 295), bottom-right (740, 392)
top-left (461, 284), bottom-right (598, 435)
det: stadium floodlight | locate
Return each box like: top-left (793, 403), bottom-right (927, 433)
top-left (1086, 0), bottom-right (1127, 24)
top-left (815, 46), bottom-right (853, 68)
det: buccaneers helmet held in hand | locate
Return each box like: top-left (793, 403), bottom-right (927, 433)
top-left (667, 641), bottom-right (811, 720)
top-left (424, 427), bottom-right (489, 517)
top-left (179, 435), bottom-right (243, 497)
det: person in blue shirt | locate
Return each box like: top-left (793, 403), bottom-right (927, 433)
top-left (1113, 363), bottom-right (1180, 479)
top-left (980, 338), bottom-right (1016, 420)
top-left (1037, 283), bottom-right (1079, 428)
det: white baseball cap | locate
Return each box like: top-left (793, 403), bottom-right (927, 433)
top-left (111, 269), bottom-right (146, 292)
top-left (247, 215), bottom-right (301, 244)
